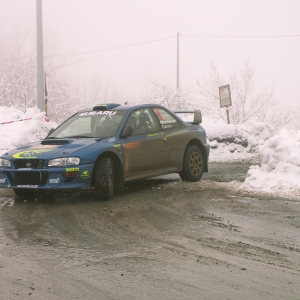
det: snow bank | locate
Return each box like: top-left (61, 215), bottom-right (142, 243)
top-left (244, 129), bottom-right (300, 196)
top-left (201, 116), bottom-right (300, 197)
top-left (202, 116), bottom-right (273, 162)
top-left (0, 106), bottom-right (57, 155)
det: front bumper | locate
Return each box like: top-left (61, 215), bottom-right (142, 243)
top-left (0, 163), bottom-right (94, 189)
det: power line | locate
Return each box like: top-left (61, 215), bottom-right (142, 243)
top-left (2, 33), bottom-right (300, 61)
top-left (46, 35), bottom-right (176, 58)
top-left (1, 35), bottom-right (176, 61)
top-left (182, 34), bottom-right (300, 38)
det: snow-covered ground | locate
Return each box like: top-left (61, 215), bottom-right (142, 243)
top-left (0, 106), bottom-right (299, 199)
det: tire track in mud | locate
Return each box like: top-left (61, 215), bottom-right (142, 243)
top-left (0, 163), bottom-right (300, 299)
top-left (3, 179), bottom-right (298, 273)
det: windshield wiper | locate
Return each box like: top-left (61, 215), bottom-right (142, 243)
top-left (65, 135), bottom-right (93, 139)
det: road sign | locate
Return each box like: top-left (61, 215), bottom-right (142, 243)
top-left (219, 84), bottom-right (232, 108)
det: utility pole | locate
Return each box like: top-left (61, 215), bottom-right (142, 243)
top-left (36, 0), bottom-right (45, 112)
top-left (176, 31), bottom-right (180, 90)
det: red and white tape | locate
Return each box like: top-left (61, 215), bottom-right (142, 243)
top-left (0, 118), bottom-right (32, 125)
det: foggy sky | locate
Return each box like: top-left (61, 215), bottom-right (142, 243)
top-left (1, 0), bottom-right (300, 107)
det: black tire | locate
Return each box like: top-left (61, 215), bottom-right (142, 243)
top-left (13, 189), bottom-right (35, 198)
top-left (114, 162), bottom-right (125, 193)
top-left (179, 146), bottom-right (204, 182)
top-left (94, 156), bottom-right (114, 200)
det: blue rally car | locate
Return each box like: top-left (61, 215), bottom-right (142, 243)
top-left (0, 103), bottom-right (210, 200)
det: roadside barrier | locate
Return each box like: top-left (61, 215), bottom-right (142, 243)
top-left (0, 118), bottom-right (32, 125)
top-left (0, 117), bottom-right (50, 125)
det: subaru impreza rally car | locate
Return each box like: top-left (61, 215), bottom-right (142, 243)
top-left (0, 103), bottom-right (210, 200)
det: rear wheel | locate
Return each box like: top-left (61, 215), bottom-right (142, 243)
top-left (179, 146), bottom-right (204, 182)
top-left (13, 189), bottom-right (35, 198)
top-left (94, 156), bottom-right (114, 200)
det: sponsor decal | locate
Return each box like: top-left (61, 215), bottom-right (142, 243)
top-left (66, 167), bottom-right (80, 172)
top-left (79, 111), bottom-right (117, 117)
top-left (49, 178), bottom-right (60, 184)
top-left (108, 138), bottom-right (116, 142)
top-left (162, 124), bottom-right (172, 129)
top-left (147, 132), bottom-right (164, 137)
top-left (0, 177), bottom-right (6, 186)
top-left (13, 149), bottom-right (52, 159)
top-left (80, 170), bottom-right (90, 179)
top-left (123, 142), bottom-right (141, 150)
top-left (48, 174), bottom-right (62, 187)
top-left (17, 185), bottom-right (38, 188)
top-left (160, 120), bottom-right (177, 124)
top-left (154, 108), bottom-right (163, 121)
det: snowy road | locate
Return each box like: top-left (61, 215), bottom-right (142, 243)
top-left (0, 163), bottom-right (299, 299)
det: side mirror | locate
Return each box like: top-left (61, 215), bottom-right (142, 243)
top-left (47, 128), bottom-right (55, 137)
top-left (193, 111), bottom-right (202, 124)
top-left (121, 125), bottom-right (133, 138)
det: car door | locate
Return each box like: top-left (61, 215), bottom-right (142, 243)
top-left (152, 107), bottom-right (186, 170)
top-left (122, 108), bottom-right (170, 179)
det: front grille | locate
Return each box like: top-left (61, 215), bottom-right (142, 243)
top-left (13, 159), bottom-right (46, 169)
top-left (15, 172), bottom-right (49, 185)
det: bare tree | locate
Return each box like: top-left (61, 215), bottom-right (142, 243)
top-left (0, 54), bottom-right (84, 122)
top-left (196, 61), bottom-right (292, 130)
top-left (0, 57), bottom-right (36, 110)
top-left (82, 76), bottom-right (126, 108)
top-left (46, 74), bottom-right (84, 123)
top-left (142, 80), bottom-right (193, 110)
top-left (292, 106), bottom-right (300, 130)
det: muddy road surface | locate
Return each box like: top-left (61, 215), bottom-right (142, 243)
top-left (0, 163), bottom-right (299, 300)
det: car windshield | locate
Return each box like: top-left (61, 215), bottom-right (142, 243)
top-left (47, 110), bottom-right (127, 139)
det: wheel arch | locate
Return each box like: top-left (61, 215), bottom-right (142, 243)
top-left (91, 151), bottom-right (124, 192)
top-left (184, 139), bottom-right (208, 172)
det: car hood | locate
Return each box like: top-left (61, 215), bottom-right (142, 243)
top-left (4, 138), bottom-right (101, 160)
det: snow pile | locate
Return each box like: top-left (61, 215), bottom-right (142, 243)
top-left (202, 116), bottom-right (274, 162)
top-left (0, 106), bottom-right (57, 155)
top-left (244, 129), bottom-right (300, 195)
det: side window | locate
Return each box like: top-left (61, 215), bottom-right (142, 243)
top-left (153, 108), bottom-right (182, 129)
top-left (125, 108), bottom-right (160, 136)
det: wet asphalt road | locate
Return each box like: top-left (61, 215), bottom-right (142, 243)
top-left (0, 162), bottom-right (299, 299)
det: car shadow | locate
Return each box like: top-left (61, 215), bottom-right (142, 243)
top-left (10, 177), bottom-right (179, 205)
top-left (124, 177), bottom-right (178, 194)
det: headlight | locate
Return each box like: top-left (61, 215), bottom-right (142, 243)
top-left (0, 158), bottom-right (11, 167)
top-left (48, 157), bottom-right (80, 167)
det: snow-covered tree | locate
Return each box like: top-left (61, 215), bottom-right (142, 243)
top-left (293, 107), bottom-right (300, 130)
top-left (0, 57), bottom-right (36, 110)
top-left (83, 75), bottom-right (128, 108)
top-left (142, 80), bottom-right (194, 110)
top-left (0, 54), bottom-right (85, 123)
top-left (196, 61), bottom-right (292, 131)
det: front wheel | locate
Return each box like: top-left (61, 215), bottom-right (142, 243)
top-left (94, 156), bottom-right (115, 200)
top-left (179, 146), bottom-right (204, 182)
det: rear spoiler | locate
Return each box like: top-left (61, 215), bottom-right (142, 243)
top-left (173, 110), bottom-right (202, 124)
